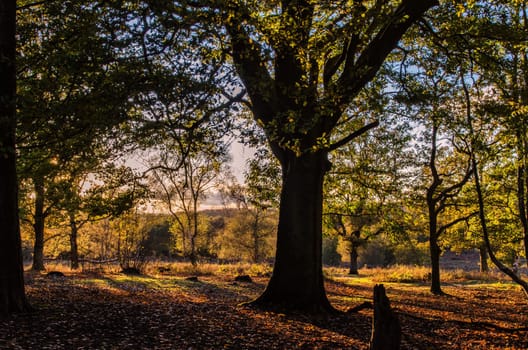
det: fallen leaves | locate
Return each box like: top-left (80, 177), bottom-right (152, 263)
top-left (0, 272), bottom-right (526, 349)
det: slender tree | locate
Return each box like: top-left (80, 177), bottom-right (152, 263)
top-left (462, 72), bottom-right (528, 297)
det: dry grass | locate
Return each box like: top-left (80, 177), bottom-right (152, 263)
top-left (32, 260), bottom-right (520, 288)
top-left (325, 264), bottom-right (518, 286)
top-left (145, 261), bottom-right (273, 277)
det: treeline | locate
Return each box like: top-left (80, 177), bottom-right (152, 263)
top-left (20, 208), bottom-right (277, 269)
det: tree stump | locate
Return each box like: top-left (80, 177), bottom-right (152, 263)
top-left (121, 267), bottom-right (141, 275)
top-left (46, 271), bottom-right (65, 278)
top-left (369, 284), bottom-right (401, 350)
top-left (234, 275), bottom-right (253, 283)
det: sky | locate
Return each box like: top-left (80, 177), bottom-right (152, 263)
top-left (229, 141), bottom-right (255, 182)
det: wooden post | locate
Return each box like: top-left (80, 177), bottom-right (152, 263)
top-left (370, 284), bottom-right (401, 350)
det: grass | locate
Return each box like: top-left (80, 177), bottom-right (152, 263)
top-left (324, 264), bottom-right (522, 289)
top-left (144, 260), bottom-right (273, 277)
top-left (30, 259), bottom-right (524, 291)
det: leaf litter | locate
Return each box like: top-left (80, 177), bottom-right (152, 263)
top-left (0, 271), bottom-right (526, 349)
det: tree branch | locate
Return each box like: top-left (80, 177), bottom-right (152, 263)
top-left (225, 16), bottom-right (276, 125)
top-left (334, 0), bottom-right (438, 108)
top-left (327, 120), bottom-right (379, 151)
top-left (16, 1), bottom-right (47, 11)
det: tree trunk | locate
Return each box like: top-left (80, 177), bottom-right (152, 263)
top-left (247, 151), bottom-right (334, 312)
top-left (479, 246), bottom-right (489, 273)
top-left (0, 0), bottom-right (31, 314)
top-left (31, 178), bottom-right (46, 271)
top-left (473, 156), bottom-right (528, 296)
top-left (69, 212), bottom-right (79, 270)
top-left (190, 204), bottom-right (199, 266)
top-left (463, 73), bottom-right (528, 296)
top-left (515, 67), bottom-right (528, 267)
top-left (429, 238), bottom-right (442, 295)
top-left (427, 122), bottom-right (443, 295)
top-left (517, 163), bottom-right (528, 268)
top-left (252, 213), bottom-right (260, 263)
top-left (349, 245), bottom-right (359, 275)
top-left (427, 193), bottom-right (442, 294)
top-left (349, 230), bottom-right (361, 275)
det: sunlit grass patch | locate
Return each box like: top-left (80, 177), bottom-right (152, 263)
top-left (457, 279), bottom-right (520, 290)
top-left (359, 265), bottom-right (430, 283)
top-left (325, 265), bottom-right (517, 287)
top-left (331, 295), bottom-right (371, 304)
top-left (146, 261), bottom-right (273, 278)
top-left (73, 277), bottom-right (107, 286)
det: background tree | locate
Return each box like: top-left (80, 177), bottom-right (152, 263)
top-left (58, 161), bottom-right (147, 269)
top-left (220, 147), bottom-right (280, 263)
top-left (149, 144), bottom-right (229, 265)
top-left (324, 113), bottom-right (412, 274)
top-left (470, 1), bottom-right (528, 267)
top-left (16, 0), bottom-right (143, 271)
top-left (414, 0), bottom-right (528, 288)
top-left (392, 4), bottom-right (488, 294)
top-left (462, 71), bottom-right (528, 296)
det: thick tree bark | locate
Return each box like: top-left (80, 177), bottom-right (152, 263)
top-left (0, 0), bottom-right (31, 314)
top-left (247, 151), bottom-right (334, 312)
top-left (31, 178), bottom-right (46, 271)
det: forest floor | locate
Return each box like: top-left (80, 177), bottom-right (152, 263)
top-left (1, 264), bottom-right (527, 349)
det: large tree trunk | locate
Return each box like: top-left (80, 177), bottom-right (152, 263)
top-left (226, 0), bottom-right (438, 313)
top-left (31, 178), bottom-right (46, 271)
top-left (248, 151), bottom-right (334, 312)
top-left (0, 0), bottom-right (31, 314)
